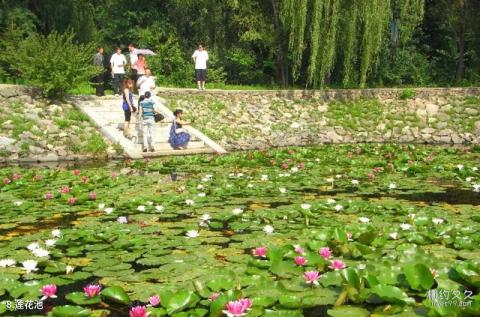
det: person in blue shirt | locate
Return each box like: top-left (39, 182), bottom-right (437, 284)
top-left (138, 91), bottom-right (158, 152)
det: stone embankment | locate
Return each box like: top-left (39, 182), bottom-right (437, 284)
top-left (1, 84), bottom-right (479, 163)
top-left (161, 87), bottom-right (480, 150)
top-left (0, 85), bottom-right (120, 164)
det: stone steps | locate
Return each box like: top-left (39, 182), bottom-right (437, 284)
top-left (73, 95), bottom-right (226, 159)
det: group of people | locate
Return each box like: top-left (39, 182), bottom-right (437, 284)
top-left (92, 43), bottom-right (203, 151)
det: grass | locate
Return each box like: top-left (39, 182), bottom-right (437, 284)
top-left (400, 88), bottom-right (417, 100)
top-left (66, 110), bottom-right (90, 122)
top-left (11, 116), bottom-right (34, 138)
top-left (54, 118), bottom-right (71, 129)
top-left (83, 133), bottom-right (108, 155)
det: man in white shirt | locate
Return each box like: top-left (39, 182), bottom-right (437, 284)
top-left (110, 47), bottom-right (127, 96)
top-left (128, 44), bottom-right (138, 81)
top-left (192, 44), bottom-right (209, 91)
top-left (137, 68), bottom-right (156, 97)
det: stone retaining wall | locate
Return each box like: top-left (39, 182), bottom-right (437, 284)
top-left (161, 87), bottom-right (480, 150)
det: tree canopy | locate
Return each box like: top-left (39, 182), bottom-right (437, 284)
top-left (0, 0), bottom-right (479, 88)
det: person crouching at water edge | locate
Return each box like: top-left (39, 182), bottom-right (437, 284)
top-left (122, 79), bottom-right (136, 139)
top-left (139, 91), bottom-right (158, 152)
top-left (169, 109), bottom-right (190, 150)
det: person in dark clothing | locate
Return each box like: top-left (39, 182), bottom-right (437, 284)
top-left (93, 47), bottom-right (105, 96)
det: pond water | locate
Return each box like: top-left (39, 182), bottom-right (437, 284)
top-left (0, 144), bottom-right (479, 317)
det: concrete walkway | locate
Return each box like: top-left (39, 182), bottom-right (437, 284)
top-left (73, 95), bottom-right (226, 159)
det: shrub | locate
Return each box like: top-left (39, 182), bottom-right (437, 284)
top-left (400, 88), bottom-right (417, 100)
top-left (83, 133), bottom-right (108, 155)
top-left (4, 31), bottom-right (100, 98)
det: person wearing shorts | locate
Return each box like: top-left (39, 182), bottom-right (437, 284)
top-left (192, 44), bottom-right (209, 91)
top-left (122, 79), bottom-right (135, 139)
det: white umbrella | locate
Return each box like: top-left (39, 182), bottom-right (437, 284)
top-left (133, 48), bottom-right (156, 56)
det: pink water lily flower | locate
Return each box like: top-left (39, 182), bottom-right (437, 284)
top-left (304, 271), bottom-right (320, 285)
top-left (72, 170), bottom-right (81, 176)
top-left (129, 305), bottom-right (148, 317)
top-left (81, 176), bottom-right (89, 183)
top-left (89, 192), bottom-right (97, 200)
top-left (330, 259), bottom-right (346, 270)
top-left (84, 284), bottom-right (101, 297)
top-left (60, 186), bottom-right (70, 194)
top-left (3, 178), bottom-right (11, 185)
top-left (294, 256), bottom-right (308, 266)
top-left (45, 192), bottom-right (53, 200)
top-left (68, 197), bottom-right (77, 205)
top-left (209, 292), bottom-right (220, 301)
top-left (12, 173), bottom-right (21, 180)
top-left (41, 284), bottom-right (57, 300)
top-left (294, 245), bottom-right (305, 255)
top-left (111, 172), bottom-right (118, 179)
top-left (253, 246), bottom-right (267, 258)
top-left (319, 247), bottom-right (331, 260)
top-left (223, 298), bottom-right (253, 317)
top-left (149, 295), bottom-right (160, 306)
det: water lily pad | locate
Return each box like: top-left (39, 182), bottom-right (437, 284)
top-left (51, 305), bottom-right (91, 317)
top-left (65, 292), bottom-right (102, 305)
top-left (101, 286), bottom-right (131, 305)
top-left (327, 306), bottom-right (370, 317)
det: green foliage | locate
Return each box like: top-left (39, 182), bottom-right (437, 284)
top-left (399, 88), bottom-right (417, 100)
top-left (3, 31), bottom-right (99, 98)
top-left (83, 133), bottom-right (108, 155)
top-left (379, 46), bottom-right (433, 86)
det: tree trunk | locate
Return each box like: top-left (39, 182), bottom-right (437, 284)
top-left (455, 0), bottom-right (466, 82)
top-left (271, 0), bottom-right (288, 87)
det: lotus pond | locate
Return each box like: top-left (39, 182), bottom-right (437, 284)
top-left (0, 144), bottom-right (479, 317)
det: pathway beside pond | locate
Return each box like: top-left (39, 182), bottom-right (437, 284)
top-left (72, 95), bottom-right (226, 159)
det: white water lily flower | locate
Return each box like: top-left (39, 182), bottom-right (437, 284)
top-left (200, 214), bottom-right (211, 221)
top-left (247, 183), bottom-right (254, 188)
top-left (45, 239), bottom-right (57, 247)
top-left (263, 225), bottom-right (274, 234)
top-left (334, 204), bottom-right (343, 211)
top-left (185, 199), bottom-right (195, 206)
top-left (147, 201), bottom-right (154, 206)
top-left (0, 259), bottom-right (16, 268)
top-left (291, 167), bottom-right (299, 173)
top-left (261, 175), bottom-right (269, 181)
top-left (389, 232), bottom-right (399, 240)
top-left (232, 208), bottom-right (244, 215)
top-left (137, 205), bottom-right (146, 211)
top-left (301, 203), bottom-right (311, 210)
top-left (336, 174), bottom-right (342, 178)
top-left (351, 180), bottom-right (359, 185)
top-left (472, 167), bottom-right (478, 172)
top-left (66, 265), bottom-right (75, 274)
top-left (14, 201), bottom-right (23, 206)
top-left (325, 177), bottom-right (334, 183)
top-left (432, 218), bottom-right (444, 225)
top-left (98, 203), bottom-right (105, 210)
top-left (473, 184), bottom-right (480, 192)
top-left (358, 217), bottom-right (370, 223)
top-left (27, 242), bottom-right (40, 251)
top-left (326, 198), bottom-right (336, 205)
top-left (117, 216), bottom-right (128, 224)
top-left (104, 207), bottom-right (114, 214)
top-left (400, 223), bottom-right (412, 231)
top-left (228, 173), bottom-right (235, 177)
top-left (389, 183), bottom-right (397, 189)
top-left (466, 177), bottom-right (473, 182)
top-left (279, 187), bottom-right (287, 193)
top-left (198, 192), bottom-right (206, 197)
top-left (357, 264), bottom-right (366, 270)
top-left (197, 184), bottom-right (204, 190)
top-left (51, 229), bottom-right (61, 238)
top-left (201, 177), bottom-right (210, 182)
top-left (186, 230), bottom-right (199, 238)
top-left (315, 158), bottom-right (320, 162)
top-left (456, 164), bottom-right (464, 170)
top-left (408, 213), bottom-right (416, 220)
top-left (32, 248), bottom-right (49, 258)
top-left (22, 260), bottom-right (38, 273)
top-left (155, 205), bottom-right (164, 212)
top-left (226, 184), bottom-right (233, 188)
top-left (237, 173), bottom-right (244, 178)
